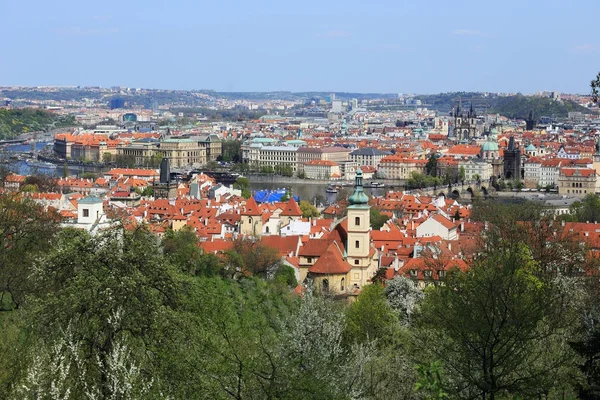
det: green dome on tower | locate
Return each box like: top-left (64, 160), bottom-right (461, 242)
top-left (348, 168), bottom-right (369, 206)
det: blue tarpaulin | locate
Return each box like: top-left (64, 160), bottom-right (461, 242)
top-left (254, 189), bottom-right (299, 203)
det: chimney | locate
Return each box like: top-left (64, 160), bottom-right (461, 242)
top-left (411, 220), bottom-right (415, 230)
top-left (448, 242), bottom-right (452, 251)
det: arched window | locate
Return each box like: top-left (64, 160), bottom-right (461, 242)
top-left (340, 278), bottom-right (345, 292)
top-left (322, 279), bottom-right (329, 292)
top-left (355, 216), bottom-right (360, 226)
top-left (265, 226), bottom-right (270, 234)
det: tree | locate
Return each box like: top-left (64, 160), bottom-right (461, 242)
top-left (384, 276), bottom-right (424, 322)
top-left (569, 193), bottom-right (600, 223)
top-left (221, 140), bottom-right (242, 163)
top-left (25, 226), bottom-right (178, 399)
top-left (102, 152), bottom-right (113, 164)
top-left (226, 237), bottom-right (282, 278)
top-left (0, 192), bottom-right (59, 310)
top-left (370, 208), bottom-right (389, 230)
top-left (425, 153), bottom-right (438, 177)
top-left (297, 170), bottom-right (306, 179)
top-left (416, 237), bottom-right (583, 399)
top-left (458, 166), bottom-right (466, 183)
top-left (592, 71), bottom-right (600, 103)
top-left (163, 227), bottom-right (222, 277)
top-left (344, 283), bottom-right (398, 345)
top-left (300, 200), bottom-right (319, 218)
top-left (233, 176), bottom-right (251, 199)
top-left (281, 191), bottom-right (291, 202)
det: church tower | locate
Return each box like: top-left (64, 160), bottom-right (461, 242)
top-left (346, 168), bottom-right (371, 266)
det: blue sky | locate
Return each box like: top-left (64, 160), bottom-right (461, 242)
top-left (1, 0), bottom-right (599, 94)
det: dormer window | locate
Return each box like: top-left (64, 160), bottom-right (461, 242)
top-left (438, 270), bottom-right (447, 279)
top-left (424, 270), bottom-right (432, 278)
top-left (409, 269), bottom-right (418, 277)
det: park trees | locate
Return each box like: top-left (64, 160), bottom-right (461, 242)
top-left (299, 200), bottom-right (319, 218)
top-left (0, 192), bottom-right (59, 310)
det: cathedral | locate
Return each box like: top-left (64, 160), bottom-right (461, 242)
top-left (452, 100), bottom-right (478, 142)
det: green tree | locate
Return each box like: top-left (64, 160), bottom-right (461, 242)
top-left (233, 176), bottom-right (251, 199)
top-left (569, 194), bottom-right (600, 223)
top-left (458, 166), bottom-right (466, 183)
top-left (297, 169), bottom-right (306, 179)
top-left (417, 240), bottom-right (582, 399)
top-left (102, 152), bottom-right (113, 164)
top-left (62, 161), bottom-right (69, 178)
top-left (591, 71), bottom-right (600, 103)
top-left (344, 283), bottom-right (398, 345)
top-left (163, 227), bottom-right (223, 277)
top-left (0, 193), bottom-right (59, 310)
top-left (300, 200), bottom-right (320, 218)
top-left (425, 153), bottom-right (438, 177)
top-left (24, 226), bottom-right (178, 399)
top-left (370, 208), bottom-right (389, 230)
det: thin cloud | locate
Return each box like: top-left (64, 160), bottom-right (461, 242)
top-left (571, 44), bottom-right (600, 54)
top-left (55, 27), bottom-right (119, 36)
top-left (453, 29), bottom-right (482, 36)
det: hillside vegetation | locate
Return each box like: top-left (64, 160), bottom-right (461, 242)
top-left (415, 92), bottom-right (593, 119)
top-left (0, 108), bottom-right (75, 140)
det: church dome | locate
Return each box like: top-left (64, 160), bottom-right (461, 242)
top-left (348, 168), bottom-right (369, 205)
top-left (525, 144), bottom-right (536, 152)
top-left (481, 136), bottom-right (499, 152)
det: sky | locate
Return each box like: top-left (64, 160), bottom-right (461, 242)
top-left (1, 0), bottom-right (599, 94)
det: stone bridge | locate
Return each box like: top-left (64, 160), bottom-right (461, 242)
top-left (404, 182), bottom-right (493, 199)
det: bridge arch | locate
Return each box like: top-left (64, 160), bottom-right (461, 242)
top-left (481, 186), bottom-right (488, 196)
top-left (450, 189), bottom-right (460, 199)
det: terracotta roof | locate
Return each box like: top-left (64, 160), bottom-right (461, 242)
top-left (241, 197), bottom-right (261, 216)
top-left (280, 198), bottom-right (302, 217)
top-left (308, 242), bottom-right (351, 274)
top-left (432, 214), bottom-right (457, 230)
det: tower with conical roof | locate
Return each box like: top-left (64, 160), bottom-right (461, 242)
top-left (346, 168), bottom-right (371, 263)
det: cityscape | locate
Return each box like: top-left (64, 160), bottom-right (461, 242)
top-left (2, 0), bottom-right (600, 398)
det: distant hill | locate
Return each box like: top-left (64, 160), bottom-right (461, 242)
top-left (415, 92), bottom-right (593, 119)
top-left (487, 95), bottom-right (592, 120)
top-left (0, 109), bottom-right (75, 140)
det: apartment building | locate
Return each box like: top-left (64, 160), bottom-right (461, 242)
top-left (378, 155), bottom-right (427, 180)
top-left (558, 168), bottom-right (597, 197)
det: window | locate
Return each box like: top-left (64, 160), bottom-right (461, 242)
top-left (355, 240), bottom-right (360, 249)
top-left (307, 257), bottom-right (313, 263)
top-left (355, 216), bottom-right (360, 226)
top-left (83, 209), bottom-right (89, 217)
top-left (340, 278), bottom-right (345, 292)
top-left (354, 259), bottom-right (359, 265)
top-left (438, 270), bottom-right (446, 279)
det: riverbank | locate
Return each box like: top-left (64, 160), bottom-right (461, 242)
top-left (246, 173), bottom-right (407, 187)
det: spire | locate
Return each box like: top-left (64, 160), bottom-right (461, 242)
top-left (469, 102), bottom-right (475, 117)
top-left (348, 168), bottom-right (369, 206)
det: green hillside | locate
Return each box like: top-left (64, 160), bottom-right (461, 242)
top-left (0, 108), bottom-right (75, 140)
top-left (415, 92), bottom-right (593, 119)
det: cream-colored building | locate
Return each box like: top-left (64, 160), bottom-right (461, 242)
top-left (458, 158), bottom-right (492, 182)
top-left (558, 168), bottom-right (597, 197)
top-left (296, 147), bottom-right (350, 171)
top-left (303, 160), bottom-right (341, 180)
top-left (378, 155), bottom-right (427, 180)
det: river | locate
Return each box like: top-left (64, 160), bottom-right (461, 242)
top-left (249, 180), bottom-right (389, 204)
